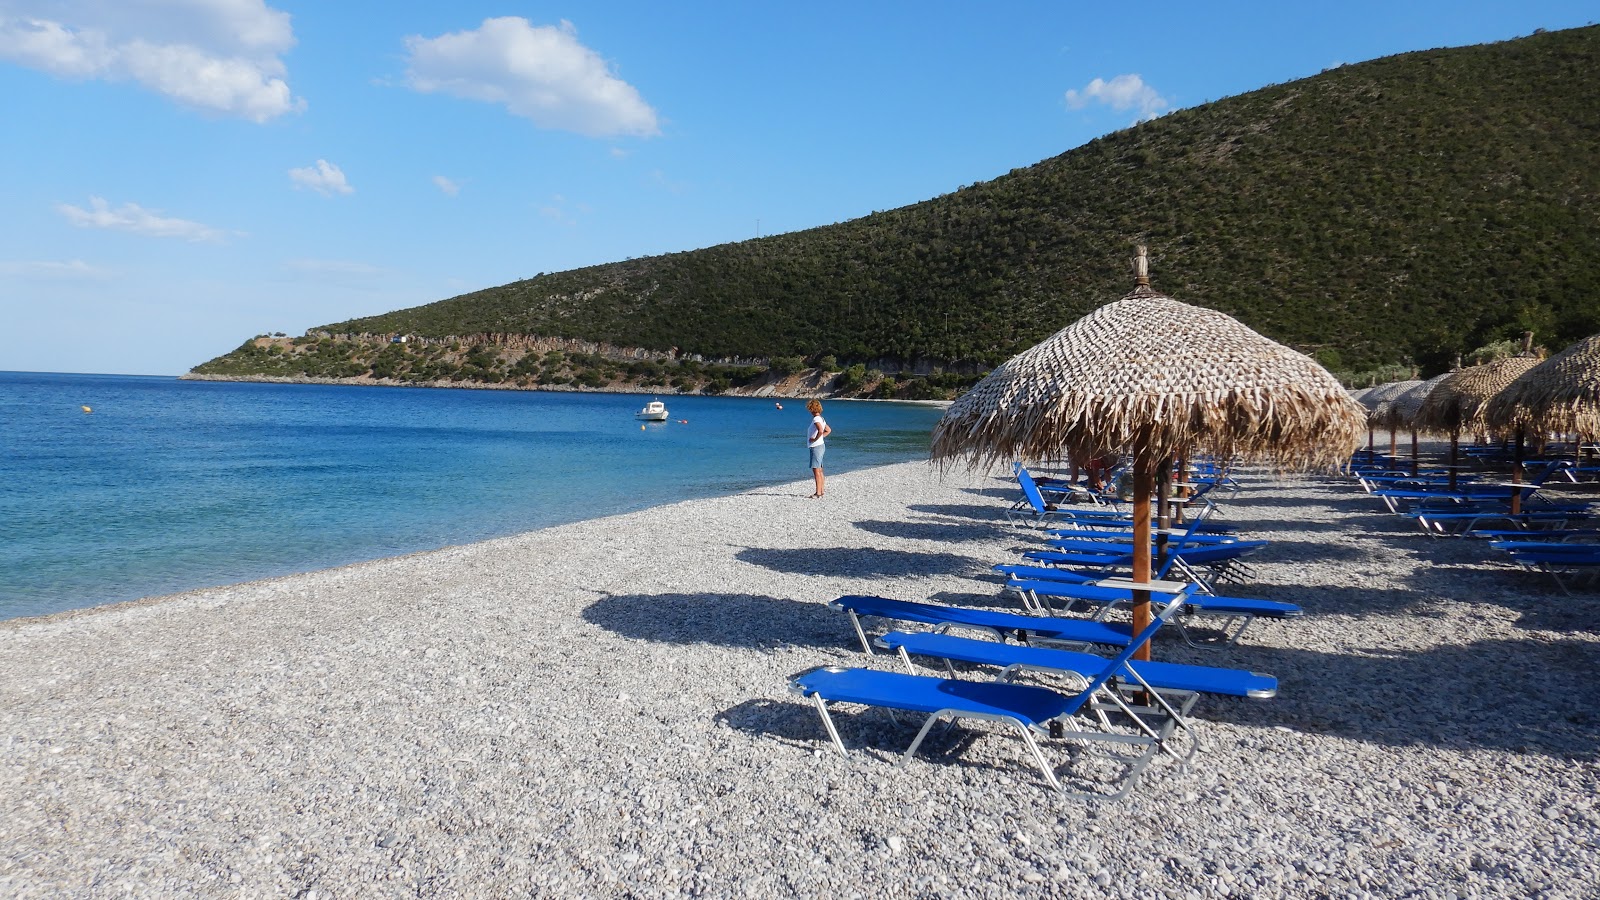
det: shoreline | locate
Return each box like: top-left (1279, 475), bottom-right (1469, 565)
top-left (177, 373), bottom-right (952, 406)
top-left (2, 459), bottom-right (1596, 896)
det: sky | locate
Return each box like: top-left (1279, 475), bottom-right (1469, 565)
top-left (1, 2), bottom-right (1595, 375)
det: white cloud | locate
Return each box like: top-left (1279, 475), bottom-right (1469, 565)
top-left (289, 159), bottom-right (353, 196)
top-left (0, 0), bottom-right (303, 122)
top-left (1064, 73), bottom-right (1169, 122)
top-left (404, 17), bottom-right (659, 138)
top-left (432, 175), bottom-right (461, 196)
top-left (56, 196), bottom-right (227, 242)
top-left (0, 258), bottom-right (109, 278)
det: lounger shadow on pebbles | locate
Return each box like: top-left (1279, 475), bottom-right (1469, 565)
top-left (583, 593), bottom-right (846, 650)
top-left (852, 519), bottom-right (1010, 543)
top-left (735, 546), bottom-right (981, 579)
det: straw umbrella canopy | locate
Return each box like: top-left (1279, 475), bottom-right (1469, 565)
top-left (1415, 355), bottom-right (1544, 489)
top-left (1366, 380), bottom-right (1422, 457)
top-left (931, 247), bottom-right (1364, 659)
top-left (1387, 373), bottom-right (1453, 431)
top-left (1371, 380), bottom-right (1423, 427)
top-left (1483, 333), bottom-right (1600, 437)
top-left (1384, 372), bottom-right (1455, 476)
top-left (1350, 387), bottom-right (1378, 450)
top-left (1431, 356), bottom-right (1544, 434)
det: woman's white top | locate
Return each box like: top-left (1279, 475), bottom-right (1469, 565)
top-left (808, 415), bottom-right (828, 448)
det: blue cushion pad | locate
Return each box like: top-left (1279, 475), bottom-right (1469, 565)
top-left (879, 631), bottom-right (1277, 699)
top-left (832, 595), bottom-right (1134, 647)
top-left (1007, 579), bottom-right (1301, 618)
top-left (793, 667), bottom-right (1079, 723)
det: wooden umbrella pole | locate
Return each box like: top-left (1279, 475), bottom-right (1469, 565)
top-left (1449, 430), bottom-right (1460, 489)
top-left (1411, 429), bottom-right (1420, 476)
top-left (1511, 424), bottom-right (1526, 515)
top-left (1389, 426), bottom-right (1398, 459)
top-left (1173, 448), bottom-right (1188, 525)
top-left (1155, 453), bottom-right (1172, 572)
top-left (1131, 433), bottom-right (1155, 664)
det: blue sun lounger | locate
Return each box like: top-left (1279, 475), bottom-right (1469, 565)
top-left (1404, 507), bottom-right (1591, 537)
top-left (1002, 577), bottom-right (1301, 646)
top-left (874, 630), bottom-right (1278, 699)
top-left (830, 594), bottom-right (1136, 654)
top-left (1022, 540), bottom-right (1268, 589)
top-left (1489, 541), bottom-right (1600, 594)
top-left (1006, 468), bottom-right (1116, 528)
top-left (793, 597), bottom-right (1193, 798)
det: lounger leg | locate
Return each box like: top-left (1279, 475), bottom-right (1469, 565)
top-left (892, 646), bottom-right (918, 675)
top-left (810, 694), bottom-right (849, 755)
top-left (1017, 726), bottom-right (1064, 793)
top-left (847, 611), bottom-right (875, 655)
top-left (900, 713), bottom-right (950, 766)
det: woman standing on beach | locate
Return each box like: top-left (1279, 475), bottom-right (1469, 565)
top-left (806, 399), bottom-right (832, 498)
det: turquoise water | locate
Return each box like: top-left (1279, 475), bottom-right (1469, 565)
top-left (0, 372), bottom-right (945, 620)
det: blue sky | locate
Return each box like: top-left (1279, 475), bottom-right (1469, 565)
top-left (2, 1), bottom-right (1594, 375)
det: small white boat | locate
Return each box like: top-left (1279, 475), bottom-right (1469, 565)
top-left (636, 400), bottom-right (669, 421)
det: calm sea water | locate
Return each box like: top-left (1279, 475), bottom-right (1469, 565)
top-left (0, 372), bottom-right (945, 620)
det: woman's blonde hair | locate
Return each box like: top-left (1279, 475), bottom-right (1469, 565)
top-left (806, 399), bottom-right (823, 415)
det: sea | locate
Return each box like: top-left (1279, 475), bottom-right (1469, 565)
top-left (0, 372), bottom-right (947, 621)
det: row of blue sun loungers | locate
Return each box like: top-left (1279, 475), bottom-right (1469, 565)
top-left (788, 462), bottom-right (1288, 799)
top-left (1352, 454), bottom-right (1591, 536)
top-left (1349, 449), bottom-right (1600, 592)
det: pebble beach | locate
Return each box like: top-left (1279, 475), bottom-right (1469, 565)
top-left (2, 459), bottom-right (1598, 898)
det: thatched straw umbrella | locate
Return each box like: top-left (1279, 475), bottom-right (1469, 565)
top-left (1386, 373), bottom-right (1453, 475)
top-left (1484, 333), bottom-right (1600, 479)
top-left (1484, 333), bottom-right (1600, 436)
top-left (1351, 388), bottom-right (1378, 452)
top-left (1361, 381), bottom-right (1418, 458)
top-left (1415, 347), bottom-right (1544, 492)
top-left (930, 247), bottom-right (1364, 659)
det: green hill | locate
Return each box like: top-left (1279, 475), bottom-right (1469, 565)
top-left (194, 25), bottom-right (1600, 392)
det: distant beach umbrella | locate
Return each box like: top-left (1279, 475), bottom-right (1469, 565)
top-left (1483, 333), bottom-right (1600, 437)
top-left (1388, 373), bottom-right (1453, 431)
top-left (1386, 374), bottom-right (1452, 475)
top-left (1415, 342), bottom-right (1544, 488)
top-left (1350, 387), bottom-right (1378, 450)
top-left (1370, 380), bottom-right (1423, 428)
top-left (1484, 333), bottom-right (1600, 497)
top-left (931, 246), bottom-right (1364, 660)
top-left (1365, 380), bottom-right (1421, 457)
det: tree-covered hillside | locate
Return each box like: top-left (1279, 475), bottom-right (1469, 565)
top-left (200, 25), bottom-right (1600, 383)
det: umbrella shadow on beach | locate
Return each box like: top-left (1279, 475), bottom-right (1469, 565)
top-left (1398, 563), bottom-right (1600, 633)
top-left (853, 518), bottom-right (1011, 543)
top-left (1233, 516), bottom-right (1391, 537)
top-left (1196, 637), bottom-right (1600, 759)
top-left (956, 485), bottom-right (1019, 501)
top-left (735, 546), bottom-right (987, 579)
top-left (1216, 581), bottom-right (1440, 618)
top-left (583, 592), bottom-right (852, 650)
top-left (1228, 491), bottom-right (1386, 515)
top-left (906, 503), bottom-right (1010, 523)
top-left (1248, 540), bottom-right (1372, 565)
